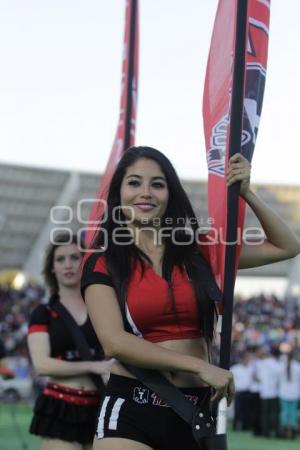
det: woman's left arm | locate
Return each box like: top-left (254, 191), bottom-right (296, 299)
top-left (226, 153), bottom-right (300, 269)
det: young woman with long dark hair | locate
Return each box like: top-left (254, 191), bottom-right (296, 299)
top-left (28, 233), bottom-right (113, 450)
top-left (82, 146), bottom-right (300, 450)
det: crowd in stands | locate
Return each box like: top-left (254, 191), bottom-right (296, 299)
top-left (0, 283), bottom-right (45, 358)
top-left (0, 283), bottom-right (300, 438)
top-left (231, 293), bottom-right (300, 362)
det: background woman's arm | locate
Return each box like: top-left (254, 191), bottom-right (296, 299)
top-left (27, 332), bottom-right (111, 378)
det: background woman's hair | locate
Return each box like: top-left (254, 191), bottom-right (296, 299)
top-left (93, 146), bottom-right (216, 341)
top-left (43, 232), bottom-right (81, 297)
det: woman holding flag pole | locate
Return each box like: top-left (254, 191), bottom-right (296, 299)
top-left (80, 0), bottom-right (296, 447)
top-left (81, 146), bottom-right (300, 450)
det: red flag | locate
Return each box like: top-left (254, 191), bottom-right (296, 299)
top-left (85, 0), bottom-right (139, 248)
top-left (203, 0), bottom-right (270, 291)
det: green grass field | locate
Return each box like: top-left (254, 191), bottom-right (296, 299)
top-left (0, 402), bottom-right (299, 450)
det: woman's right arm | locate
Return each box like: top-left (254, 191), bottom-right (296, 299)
top-left (85, 283), bottom-right (235, 404)
top-left (27, 332), bottom-right (111, 378)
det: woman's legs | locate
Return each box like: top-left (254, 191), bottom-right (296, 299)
top-left (41, 438), bottom-right (86, 450)
top-left (93, 437), bottom-right (154, 450)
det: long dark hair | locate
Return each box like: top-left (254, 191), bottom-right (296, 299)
top-left (43, 232), bottom-right (81, 298)
top-left (93, 146), bottom-right (216, 340)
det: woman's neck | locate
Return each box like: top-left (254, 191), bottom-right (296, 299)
top-left (58, 285), bottom-right (83, 306)
top-left (127, 224), bottom-right (164, 254)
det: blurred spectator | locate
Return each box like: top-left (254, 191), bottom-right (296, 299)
top-left (248, 346), bottom-right (264, 436)
top-left (256, 347), bottom-right (281, 437)
top-left (231, 351), bottom-right (252, 431)
top-left (278, 349), bottom-right (300, 438)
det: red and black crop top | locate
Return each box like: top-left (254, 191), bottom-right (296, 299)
top-left (28, 303), bottom-right (104, 361)
top-left (81, 246), bottom-right (222, 344)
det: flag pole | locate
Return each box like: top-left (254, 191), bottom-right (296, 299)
top-left (218, 0), bottom-right (248, 441)
top-left (124, 0), bottom-right (137, 150)
top-left (203, 1), bottom-right (248, 449)
top-left (219, 0), bottom-right (248, 372)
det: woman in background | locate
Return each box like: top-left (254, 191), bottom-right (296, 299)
top-left (28, 233), bottom-right (113, 450)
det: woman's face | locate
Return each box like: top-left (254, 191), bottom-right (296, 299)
top-left (120, 158), bottom-right (169, 227)
top-left (52, 243), bottom-right (82, 288)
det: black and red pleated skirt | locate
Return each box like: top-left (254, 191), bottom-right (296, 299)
top-left (29, 382), bottom-right (101, 444)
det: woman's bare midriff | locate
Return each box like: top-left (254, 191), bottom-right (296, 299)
top-left (110, 337), bottom-right (210, 387)
top-left (49, 374), bottom-right (98, 391)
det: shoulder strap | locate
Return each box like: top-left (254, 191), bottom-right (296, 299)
top-left (52, 302), bottom-right (104, 391)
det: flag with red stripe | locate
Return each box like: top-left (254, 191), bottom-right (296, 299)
top-left (85, 0), bottom-right (139, 248)
top-left (203, 0), bottom-right (270, 292)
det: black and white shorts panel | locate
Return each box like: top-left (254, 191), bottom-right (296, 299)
top-left (95, 374), bottom-right (211, 450)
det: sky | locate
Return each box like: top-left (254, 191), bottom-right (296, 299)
top-left (0, 0), bottom-right (299, 185)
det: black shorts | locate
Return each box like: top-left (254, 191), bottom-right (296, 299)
top-left (96, 374), bottom-right (212, 450)
top-left (30, 382), bottom-right (101, 444)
